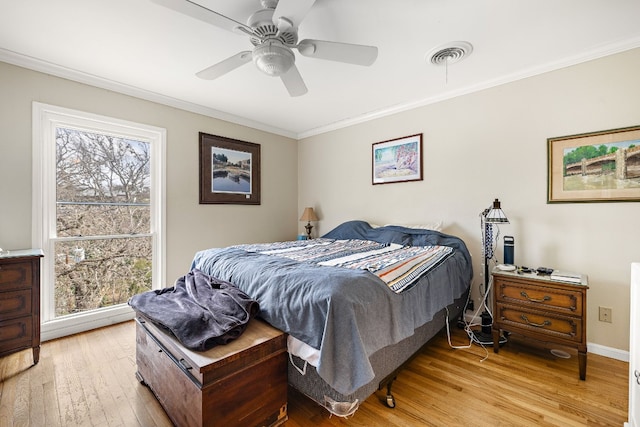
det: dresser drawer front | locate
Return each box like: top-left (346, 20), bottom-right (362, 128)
top-left (496, 279), bottom-right (583, 314)
top-left (0, 317), bottom-right (34, 352)
top-left (0, 261), bottom-right (33, 290)
top-left (496, 304), bottom-right (582, 343)
top-left (0, 289), bottom-right (32, 320)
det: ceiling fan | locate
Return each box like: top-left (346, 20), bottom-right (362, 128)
top-left (152, 0), bottom-right (378, 96)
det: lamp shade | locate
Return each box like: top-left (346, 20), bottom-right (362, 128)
top-left (299, 207), bottom-right (318, 222)
top-left (485, 198), bottom-right (509, 224)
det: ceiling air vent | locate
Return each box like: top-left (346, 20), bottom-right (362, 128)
top-left (426, 41), bottom-right (473, 66)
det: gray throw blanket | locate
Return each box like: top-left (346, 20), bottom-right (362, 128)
top-left (128, 269), bottom-right (259, 351)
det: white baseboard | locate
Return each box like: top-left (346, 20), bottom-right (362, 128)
top-left (461, 311), bottom-right (629, 362)
top-left (41, 305), bottom-right (135, 342)
top-left (464, 311), bottom-right (478, 324)
top-left (587, 342), bottom-right (629, 362)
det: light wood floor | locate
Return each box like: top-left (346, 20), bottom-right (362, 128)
top-left (0, 320), bottom-right (628, 426)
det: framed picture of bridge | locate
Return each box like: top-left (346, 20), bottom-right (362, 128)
top-left (199, 132), bottom-right (261, 204)
top-left (547, 125), bottom-right (640, 203)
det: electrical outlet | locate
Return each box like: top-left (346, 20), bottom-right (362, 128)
top-left (598, 306), bottom-right (612, 323)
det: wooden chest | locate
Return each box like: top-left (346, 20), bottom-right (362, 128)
top-left (135, 316), bottom-right (288, 427)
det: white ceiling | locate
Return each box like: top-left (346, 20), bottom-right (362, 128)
top-left (2, 0), bottom-right (640, 139)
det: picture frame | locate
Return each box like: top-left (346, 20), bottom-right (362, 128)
top-left (372, 133), bottom-right (423, 185)
top-left (547, 125), bottom-right (640, 203)
top-left (199, 132), bottom-right (260, 205)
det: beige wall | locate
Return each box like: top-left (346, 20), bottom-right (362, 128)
top-left (298, 48), bottom-right (640, 352)
top-left (2, 48), bottom-right (638, 352)
top-left (0, 61), bottom-right (298, 284)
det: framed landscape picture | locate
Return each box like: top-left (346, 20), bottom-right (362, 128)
top-left (199, 133), bottom-right (261, 204)
top-left (547, 126), bottom-right (640, 203)
top-left (372, 133), bottom-right (423, 185)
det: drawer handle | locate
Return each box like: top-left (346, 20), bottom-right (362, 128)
top-left (520, 314), bottom-right (551, 328)
top-left (179, 358), bottom-right (193, 371)
top-left (520, 291), bottom-right (551, 304)
top-left (635, 370), bottom-right (640, 385)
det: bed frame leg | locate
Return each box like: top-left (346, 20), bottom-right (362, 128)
top-left (135, 371), bottom-right (147, 386)
top-left (385, 376), bottom-right (396, 408)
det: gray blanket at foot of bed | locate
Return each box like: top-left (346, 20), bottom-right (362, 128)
top-left (128, 269), bottom-right (259, 351)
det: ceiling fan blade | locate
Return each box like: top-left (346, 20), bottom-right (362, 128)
top-left (272, 0), bottom-right (316, 29)
top-left (151, 0), bottom-right (253, 35)
top-left (196, 51), bottom-right (252, 80)
top-left (297, 39), bottom-right (378, 66)
top-left (280, 64), bottom-right (308, 97)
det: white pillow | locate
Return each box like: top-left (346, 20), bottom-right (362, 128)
top-left (384, 221), bottom-right (443, 231)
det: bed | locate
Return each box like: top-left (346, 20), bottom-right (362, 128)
top-left (190, 220), bottom-right (472, 416)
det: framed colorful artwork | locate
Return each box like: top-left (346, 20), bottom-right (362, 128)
top-left (547, 126), bottom-right (640, 203)
top-left (372, 133), bottom-right (423, 185)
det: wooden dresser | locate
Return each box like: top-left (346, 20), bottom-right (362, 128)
top-left (0, 249), bottom-right (44, 365)
top-left (492, 268), bottom-right (588, 380)
top-left (136, 316), bottom-right (288, 427)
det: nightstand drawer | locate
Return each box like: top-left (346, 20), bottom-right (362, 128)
top-left (495, 278), bottom-right (583, 315)
top-left (0, 261), bottom-right (33, 290)
top-left (496, 304), bottom-right (582, 343)
top-left (0, 289), bottom-right (32, 320)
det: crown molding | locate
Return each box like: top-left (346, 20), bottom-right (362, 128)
top-left (0, 48), bottom-right (297, 139)
top-left (3, 37), bottom-right (640, 141)
top-left (297, 37), bottom-right (640, 139)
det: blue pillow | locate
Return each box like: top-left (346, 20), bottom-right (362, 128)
top-left (322, 221), bottom-right (412, 245)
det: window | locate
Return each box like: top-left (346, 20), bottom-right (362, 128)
top-left (33, 103), bottom-right (165, 340)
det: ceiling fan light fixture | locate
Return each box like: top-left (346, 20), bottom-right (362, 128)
top-left (253, 41), bottom-right (295, 76)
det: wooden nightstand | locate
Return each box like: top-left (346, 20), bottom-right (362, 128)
top-left (492, 268), bottom-right (589, 380)
top-left (0, 249), bottom-right (44, 365)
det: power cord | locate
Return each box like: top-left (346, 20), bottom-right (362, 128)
top-left (445, 304), bottom-right (489, 362)
top-left (443, 212), bottom-right (504, 360)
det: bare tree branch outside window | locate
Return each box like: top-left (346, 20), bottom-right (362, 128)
top-left (54, 128), bottom-right (152, 317)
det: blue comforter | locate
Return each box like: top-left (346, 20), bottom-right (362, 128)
top-left (191, 220), bottom-right (472, 395)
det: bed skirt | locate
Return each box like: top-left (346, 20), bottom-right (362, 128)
top-left (287, 289), bottom-right (469, 416)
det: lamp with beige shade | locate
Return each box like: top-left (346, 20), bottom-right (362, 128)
top-left (299, 207), bottom-right (319, 239)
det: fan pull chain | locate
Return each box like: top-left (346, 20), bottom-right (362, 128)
top-left (445, 56), bottom-right (449, 84)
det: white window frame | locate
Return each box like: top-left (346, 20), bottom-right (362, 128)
top-left (32, 102), bottom-right (166, 341)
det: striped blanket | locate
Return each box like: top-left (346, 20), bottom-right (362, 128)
top-left (233, 238), bottom-right (453, 293)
